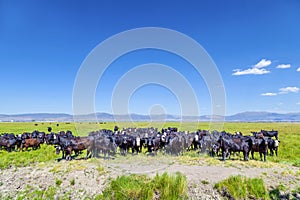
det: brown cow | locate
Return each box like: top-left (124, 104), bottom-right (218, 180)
top-left (20, 138), bottom-right (41, 151)
top-left (62, 137), bottom-right (94, 160)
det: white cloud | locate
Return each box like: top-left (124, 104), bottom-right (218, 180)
top-left (279, 87), bottom-right (299, 94)
top-left (232, 58), bottom-right (271, 75)
top-left (297, 67), bottom-right (300, 72)
top-left (261, 92), bottom-right (277, 96)
top-left (233, 68), bottom-right (270, 75)
top-left (276, 64), bottom-right (291, 69)
top-left (261, 87), bottom-right (299, 96)
top-left (254, 59), bottom-right (272, 68)
top-left (297, 102), bottom-right (300, 105)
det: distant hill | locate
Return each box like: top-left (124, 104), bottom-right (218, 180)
top-left (0, 113), bottom-right (72, 122)
top-left (0, 111), bottom-right (299, 122)
top-left (225, 111), bottom-right (300, 122)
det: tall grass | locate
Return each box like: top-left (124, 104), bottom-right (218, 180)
top-left (99, 172), bottom-right (188, 200)
top-left (214, 175), bottom-right (269, 199)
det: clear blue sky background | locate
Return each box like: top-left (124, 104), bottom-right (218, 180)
top-left (1, 0), bottom-right (300, 115)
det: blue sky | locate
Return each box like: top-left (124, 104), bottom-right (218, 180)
top-left (1, 0), bottom-right (300, 115)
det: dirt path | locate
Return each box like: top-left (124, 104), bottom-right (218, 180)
top-left (0, 157), bottom-right (299, 199)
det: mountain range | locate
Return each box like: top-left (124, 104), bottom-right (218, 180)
top-left (0, 112), bottom-right (300, 122)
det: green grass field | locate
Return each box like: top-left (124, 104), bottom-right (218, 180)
top-left (1, 122), bottom-right (300, 168)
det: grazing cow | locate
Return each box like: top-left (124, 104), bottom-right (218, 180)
top-left (48, 127), bottom-right (52, 132)
top-left (218, 135), bottom-right (252, 161)
top-left (250, 136), bottom-right (268, 162)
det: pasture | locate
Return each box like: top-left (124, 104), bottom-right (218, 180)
top-left (1, 121), bottom-right (300, 167)
top-left (1, 122), bottom-right (300, 199)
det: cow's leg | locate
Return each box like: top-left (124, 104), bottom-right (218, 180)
top-left (275, 148), bottom-right (278, 156)
top-left (245, 150), bottom-right (249, 161)
top-left (68, 150), bottom-right (72, 160)
top-left (85, 150), bottom-right (89, 159)
top-left (269, 148), bottom-right (274, 156)
top-left (251, 151), bottom-right (254, 160)
top-left (259, 152), bottom-right (262, 161)
top-left (222, 150), bottom-right (226, 161)
top-left (62, 150), bottom-right (65, 159)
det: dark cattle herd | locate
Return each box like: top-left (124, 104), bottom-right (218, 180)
top-left (0, 126), bottom-right (280, 162)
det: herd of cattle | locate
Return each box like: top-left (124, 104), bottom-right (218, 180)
top-left (0, 126), bottom-right (280, 162)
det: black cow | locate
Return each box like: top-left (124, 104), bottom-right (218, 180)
top-left (45, 132), bottom-right (56, 144)
top-left (55, 135), bottom-right (93, 160)
top-left (165, 134), bottom-right (185, 156)
top-left (37, 132), bottom-right (46, 144)
top-left (199, 135), bottom-right (213, 154)
top-left (116, 135), bottom-right (134, 156)
top-left (93, 136), bottom-right (116, 159)
top-left (267, 137), bottom-right (280, 156)
top-left (114, 126), bottom-right (119, 132)
top-left (0, 134), bottom-right (17, 152)
top-left (145, 136), bottom-right (160, 155)
top-left (250, 136), bottom-right (268, 162)
top-left (218, 136), bottom-right (252, 161)
top-left (47, 127), bottom-right (52, 132)
top-left (261, 130), bottom-right (279, 140)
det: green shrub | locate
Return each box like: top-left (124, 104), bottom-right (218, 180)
top-left (214, 175), bottom-right (269, 199)
top-left (99, 172), bottom-right (187, 200)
